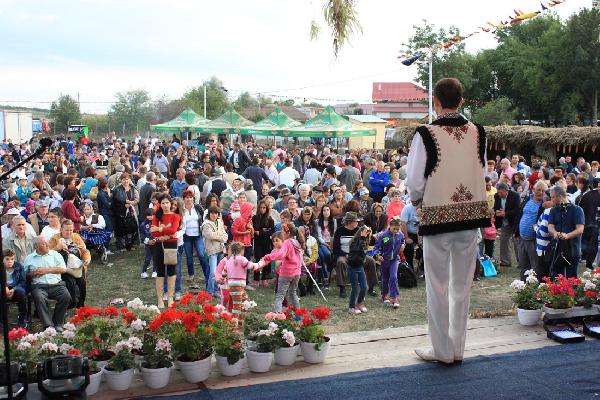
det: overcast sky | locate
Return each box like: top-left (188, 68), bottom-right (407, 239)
top-left (0, 0), bottom-right (588, 113)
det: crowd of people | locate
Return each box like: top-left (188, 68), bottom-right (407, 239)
top-left (1, 121), bottom-right (598, 330)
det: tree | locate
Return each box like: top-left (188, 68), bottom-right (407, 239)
top-left (233, 91), bottom-right (258, 111)
top-left (108, 89), bottom-right (153, 135)
top-left (153, 96), bottom-right (185, 124)
top-left (81, 114), bottom-right (110, 135)
top-left (181, 76), bottom-right (230, 120)
top-left (49, 94), bottom-right (80, 134)
top-left (472, 98), bottom-right (516, 126)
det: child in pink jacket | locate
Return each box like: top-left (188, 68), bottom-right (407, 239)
top-left (261, 223), bottom-right (304, 312)
top-left (216, 241), bottom-right (260, 318)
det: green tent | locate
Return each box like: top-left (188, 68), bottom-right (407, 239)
top-left (150, 107), bottom-right (210, 133)
top-left (285, 106), bottom-right (376, 138)
top-left (197, 108), bottom-right (253, 134)
top-left (238, 107), bottom-right (302, 136)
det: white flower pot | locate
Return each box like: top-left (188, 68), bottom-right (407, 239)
top-left (300, 338), bottom-right (330, 364)
top-left (544, 306), bottom-right (572, 315)
top-left (246, 350), bottom-right (273, 373)
top-left (103, 368), bottom-right (134, 391)
top-left (215, 355), bottom-right (243, 377)
top-left (97, 360), bottom-right (109, 382)
top-left (516, 308), bottom-right (542, 326)
top-left (85, 369), bottom-right (103, 396)
top-left (141, 367), bottom-right (171, 389)
top-left (274, 345), bottom-right (299, 366)
top-left (176, 356), bottom-right (212, 383)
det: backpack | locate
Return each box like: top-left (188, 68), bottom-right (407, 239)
top-left (397, 262), bottom-right (417, 288)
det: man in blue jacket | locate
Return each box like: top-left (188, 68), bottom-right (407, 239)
top-left (368, 161), bottom-right (390, 203)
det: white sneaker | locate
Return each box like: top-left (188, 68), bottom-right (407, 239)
top-left (357, 304), bottom-right (368, 313)
top-left (140, 272), bottom-right (149, 279)
top-left (151, 272), bottom-right (157, 278)
top-left (348, 308), bottom-right (362, 315)
top-left (105, 250), bottom-right (114, 255)
top-left (174, 292), bottom-right (182, 301)
top-left (163, 293), bottom-right (168, 301)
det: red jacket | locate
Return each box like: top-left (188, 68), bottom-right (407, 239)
top-left (232, 202), bottom-right (253, 246)
top-left (61, 201), bottom-right (81, 232)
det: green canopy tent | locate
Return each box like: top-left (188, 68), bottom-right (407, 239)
top-left (197, 108), bottom-right (254, 135)
top-left (284, 106), bottom-right (376, 139)
top-left (238, 107), bottom-right (302, 138)
top-left (150, 107), bottom-right (210, 134)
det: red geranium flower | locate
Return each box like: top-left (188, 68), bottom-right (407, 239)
top-left (8, 328), bottom-right (29, 342)
top-left (203, 303), bottom-right (218, 315)
top-left (122, 312), bottom-right (135, 324)
top-left (301, 315), bottom-right (314, 326)
top-left (584, 291), bottom-right (597, 298)
top-left (182, 311), bottom-right (202, 332)
top-left (295, 308), bottom-right (309, 316)
top-left (104, 307), bottom-right (119, 317)
top-left (179, 293), bottom-right (195, 306)
top-left (68, 349), bottom-right (81, 355)
top-left (88, 349), bottom-right (102, 359)
top-left (195, 292), bottom-right (212, 304)
top-left (233, 342), bottom-right (241, 348)
top-left (311, 306), bottom-right (331, 321)
top-left (119, 307), bottom-right (129, 314)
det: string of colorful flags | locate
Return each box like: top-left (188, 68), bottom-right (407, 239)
top-left (398, 0), bottom-right (568, 66)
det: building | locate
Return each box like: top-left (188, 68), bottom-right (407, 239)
top-left (346, 115), bottom-right (387, 150)
top-left (371, 82), bottom-right (429, 124)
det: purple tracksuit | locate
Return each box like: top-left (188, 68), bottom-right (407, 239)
top-left (373, 230), bottom-right (405, 299)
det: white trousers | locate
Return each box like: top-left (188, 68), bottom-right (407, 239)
top-left (422, 229), bottom-right (478, 363)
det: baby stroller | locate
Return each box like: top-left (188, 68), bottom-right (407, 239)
top-left (80, 228), bottom-right (112, 263)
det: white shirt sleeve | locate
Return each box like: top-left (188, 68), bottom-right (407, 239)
top-left (406, 133), bottom-right (427, 205)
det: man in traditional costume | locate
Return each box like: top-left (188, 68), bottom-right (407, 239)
top-left (407, 78), bottom-right (490, 365)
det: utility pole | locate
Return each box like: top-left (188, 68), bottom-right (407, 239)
top-left (428, 51), bottom-right (433, 124)
top-left (203, 84), bottom-right (207, 119)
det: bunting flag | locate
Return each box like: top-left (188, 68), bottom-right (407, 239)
top-left (399, 0), bottom-right (568, 65)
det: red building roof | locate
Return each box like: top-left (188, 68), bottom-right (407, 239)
top-left (373, 106), bottom-right (428, 113)
top-left (372, 82), bottom-right (428, 103)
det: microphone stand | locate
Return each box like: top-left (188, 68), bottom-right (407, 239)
top-left (0, 142), bottom-right (51, 399)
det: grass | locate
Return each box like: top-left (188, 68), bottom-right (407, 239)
top-left (86, 248), bottom-right (520, 334)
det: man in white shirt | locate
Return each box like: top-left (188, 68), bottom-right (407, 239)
top-left (278, 159), bottom-right (300, 188)
top-left (264, 159), bottom-right (279, 186)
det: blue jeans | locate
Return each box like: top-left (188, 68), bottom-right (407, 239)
top-left (163, 245), bottom-right (184, 293)
top-left (317, 244), bottom-right (332, 278)
top-left (346, 265), bottom-right (367, 309)
top-left (141, 244), bottom-right (155, 273)
top-left (183, 235), bottom-right (209, 280)
top-left (207, 252), bottom-right (224, 294)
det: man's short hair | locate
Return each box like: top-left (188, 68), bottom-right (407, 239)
top-left (496, 183), bottom-right (510, 191)
top-left (433, 78), bottom-right (463, 109)
top-left (551, 186), bottom-right (567, 199)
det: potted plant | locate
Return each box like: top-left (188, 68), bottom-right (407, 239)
top-left (509, 270), bottom-right (544, 325)
top-left (150, 292), bottom-right (215, 383)
top-left (103, 337), bottom-right (140, 391)
top-left (584, 268), bottom-right (600, 311)
top-left (140, 339), bottom-right (173, 389)
top-left (295, 307), bottom-right (331, 364)
top-left (213, 318), bottom-right (245, 377)
top-left (243, 312), bottom-right (268, 350)
top-left (80, 358), bottom-right (102, 396)
top-left (266, 312), bottom-right (299, 366)
top-left (542, 275), bottom-right (576, 314)
top-left (246, 322), bottom-right (278, 373)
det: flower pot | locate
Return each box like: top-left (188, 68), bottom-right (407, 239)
top-left (516, 308), bottom-right (542, 326)
top-left (141, 367), bottom-right (171, 389)
top-left (544, 306), bottom-right (572, 315)
top-left (246, 350), bottom-right (273, 373)
top-left (215, 355), bottom-right (243, 377)
top-left (85, 369), bottom-right (103, 396)
top-left (103, 368), bottom-right (134, 391)
top-left (300, 337), bottom-right (330, 364)
top-left (176, 356), bottom-right (212, 383)
top-left (274, 345), bottom-right (299, 366)
top-left (96, 360), bottom-right (109, 382)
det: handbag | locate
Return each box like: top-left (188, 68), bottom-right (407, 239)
top-left (162, 243), bottom-right (178, 265)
